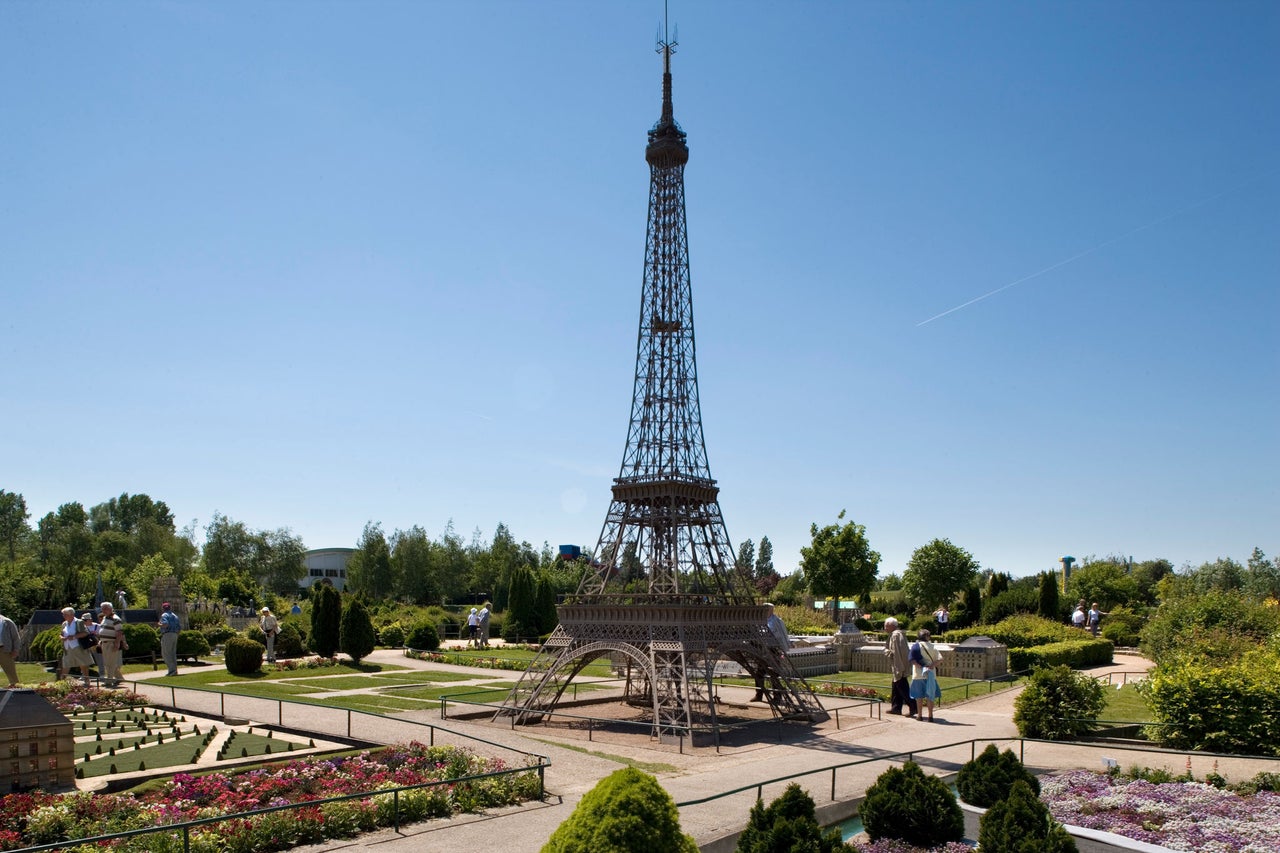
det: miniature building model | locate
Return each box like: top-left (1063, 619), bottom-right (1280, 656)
top-left (0, 690), bottom-right (76, 793)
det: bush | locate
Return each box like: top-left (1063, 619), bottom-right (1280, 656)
top-left (1141, 589), bottom-right (1280, 666)
top-left (948, 614), bottom-right (1075, 648)
top-left (175, 630), bottom-right (211, 662)
top-left (736, 783), bottom-right (844, 853)
top-left (378, 622), bottom-right (406, 648)
top-left (1008, 638), bottom-right (1113, 671)
top-left (1142, 648), bottom-right (1280, 755)
top-left (981, 586), bottom-right (1040, 624)
top-left (203, 624), bottom-right (237, 646)
top-left (1097, 606), bottom-right (1143, 647)
top-left (30, 627), bottom-right (62, 663)
top-left (1013, 665), bottom-right (1106, 740)
top-left (860, 761), bottom-right (963, 848)
top-left (540, 767), bottom-right (697, 853)
top-left (121, 623), bottom-right (160, 659)
top-left (957, 744), bottom-right (1040, 808)
top-left (406, 622), bottom-right (440, 651)
top-left (340, 598), bottom-right (377, 664)
top-left (309, 583), bottom-right (341, 658)
top-left (186, 610), bottom-right (224, 630)
top-left (224, 636), bottom-right (265, 675)
top-left (978, 779), bottom-right (1077, 852)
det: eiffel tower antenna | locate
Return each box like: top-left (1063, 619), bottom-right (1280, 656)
top-left (497, 25), bottom-right (827, 740)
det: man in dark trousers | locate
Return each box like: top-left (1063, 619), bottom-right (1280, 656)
top-left (884, 617), bottom-right (918, 718)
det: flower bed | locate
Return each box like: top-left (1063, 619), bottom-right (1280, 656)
top-left (813, 682), bottom-right (881, 700)
top-left (33, 681), bottom-right (148, 713)
top-left (0, 742), bottom-right (542, 853)
top-left (1041, 770), bottom-right (1280, 852)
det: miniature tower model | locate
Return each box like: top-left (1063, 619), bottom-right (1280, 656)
top-left (498, 32), bottom-right (826, 738)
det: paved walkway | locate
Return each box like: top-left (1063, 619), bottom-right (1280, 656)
top-left (127, 650), bottom-right (1162, 852)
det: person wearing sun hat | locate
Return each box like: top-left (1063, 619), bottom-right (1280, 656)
top-left (466, 608), bottom-right (480, 648)
top-left (260, 607), bottom-right (279, 663)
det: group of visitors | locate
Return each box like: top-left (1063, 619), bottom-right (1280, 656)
top-left (56, 604), bottom-right (130, 686)
top-left (1071, 600), bottom-right (1104, 636)
top-left (884, 617), bottom-right (942, 722)
top-left (465, 603), bottom-right (492, 648)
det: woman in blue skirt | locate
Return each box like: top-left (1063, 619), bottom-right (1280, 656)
top-left (908, 628), bottom-right (943, 722)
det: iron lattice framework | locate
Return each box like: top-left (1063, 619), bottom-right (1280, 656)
top-left (497, 37), bottom-right (826, 739)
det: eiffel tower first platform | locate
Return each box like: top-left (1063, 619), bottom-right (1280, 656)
top-left (496, 33), bottom-right (827, 741)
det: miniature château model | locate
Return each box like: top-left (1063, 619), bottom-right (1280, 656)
top-left (1, 690), bottom-right (76, 793)
top-left (497, 33), bottom-right (827, 739)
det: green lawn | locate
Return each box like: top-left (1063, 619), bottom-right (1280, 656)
top-left (215, 731), bottom-right (306, 761)
top-left (387, 683), bottom-right (516, 702)
top-left (1100, 683), bottom-right (1151, 723)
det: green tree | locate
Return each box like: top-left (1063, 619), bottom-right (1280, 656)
top-left (985, 571), bottom-right (1010, 599)
top-left (1038, 570), bottom-right (1060, 620)
top-left (202, 513), bottom-right (258, 578)
top-left (978, 779), bottom-right (1077, 853)
top-left (0, 489), bottom-right (30, 563)
top-left (347, 522), bottom-right (395, 600)
top-left (799, 511), bottom-right (879, 606)
top-left (902, 538), bottom-right (980, 612)
top-left (309, 583), bottom-right (342, 658)
top-left (755, 536), bottom-right (774, 579)
top-left (391, 526), bottom-right (439, 604)
top-left (339, 597), bottom-right (377, 664)
top-left (1189, 557), bottom-right (1246, 593)
top-left (1245, 547), bottom-right (1280, 599)
top-left (1067, 560), bottom-right (1138, 609)
top-left (260, 528), bottom-right (306, 596)
top-left (1013, 665), bottom-right (1106, 740)
top-left (506, 565), bottom-right (537, 641)
top-left (957, 744), bottom-right (1041, 808)
top-left (736, 783), bottom-right (844, 853)
top-left (1131, 558), bottom-right (1173, 604)
top-left (619, 540), bottom-right (644, 586)
top-left (1141, 587), bottom-right (1280, 666)
top-left (541, 768), bottom-right (697, 853)
top-left (736, 538), bottom-right (755, 578)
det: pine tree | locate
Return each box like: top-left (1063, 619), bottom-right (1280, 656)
top-left (1038, 570), bottom-right (1060, 620)
top-left (309, 583), bottom-right (341, 658)
top-left (978, 779), bottom-right (1077, 852)
top-left (541, 768), bottom-right (697, 853)
top-left (339, 597), bottom-right (377, 664)
top-left (736, 783), bottom-right (844, 853)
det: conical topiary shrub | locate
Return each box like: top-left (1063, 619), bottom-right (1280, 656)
top-left (541, 767), bottom-right (697, 853)
top-left (735, 783), bottom-right (844, 853)
top-left (978, 779), bottom-right (1077, 852)
top-left (957, 744), bottom-right (1041, 807)
top-left (860, 761), bottom-right (964, 849)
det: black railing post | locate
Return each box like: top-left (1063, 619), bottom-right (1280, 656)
top-left (393, 790), bottom-right (400, 832)
top-left (830, 767), bottom-right (836, 801)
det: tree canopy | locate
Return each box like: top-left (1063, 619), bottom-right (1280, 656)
top-left (799, 511), bottom-right (879, 605)
top-left (902, 538), bottom-right (980, 611)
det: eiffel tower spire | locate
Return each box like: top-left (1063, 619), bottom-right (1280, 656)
top-left (496, 37), bottom-right (827, 739)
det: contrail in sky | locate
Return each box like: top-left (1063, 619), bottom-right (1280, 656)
top-left (916, 179), bottom-right (1257, 327)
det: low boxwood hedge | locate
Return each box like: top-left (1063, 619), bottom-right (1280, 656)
top-left (1009, 638), bottom-right (1113, 671)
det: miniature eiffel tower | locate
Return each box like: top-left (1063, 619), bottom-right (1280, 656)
top-left (497, 30), bottom-right (826, 739)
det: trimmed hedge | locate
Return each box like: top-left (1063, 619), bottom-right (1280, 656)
top-left (541, 767), bottom-right (697, 853)
top-left (1013, 665), bottom-right (1106, 740)
top-left (1009, 638), bottom-right (1113, 671)
top-left (225, 636), bottom-right (265, 675)
top-left (946, 614), bottom-right (1076, 649)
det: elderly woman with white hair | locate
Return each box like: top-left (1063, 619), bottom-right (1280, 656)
top-left (58, 607), bottom-right (94, 683)
top-left (883, 617), bottom-right (918, 718)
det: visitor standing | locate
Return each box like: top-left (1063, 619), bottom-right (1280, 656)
top-left (883, 617), bottom-right (918, 718)
top-left (158, 602), bottom-right (180, 676)
top-left (97, 602), bottom-right (128, 686)
top-left (477, 603), bottom-right (491, 649)
top-left (1088, 603), bottom-right (1103, 637)
top-left (58, 607), bottom-right (94, 683)
top-left (466, 608), bottom-right (479, 648)
top-left (260, 607), bottom-right (279, 663)
top-left (934, 605), bottom-right (950, 636)
top-left (1071, 604), bottom-right (1086, 629)
top-left (753, 603), bottom-right (791, 702)
top-left (909, 629), bottom-right (943, 722)
top-left (0, 610), bottom-right (20, 688)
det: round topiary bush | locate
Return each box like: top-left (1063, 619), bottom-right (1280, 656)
top-left (1013, 664), bottom-right (1106, 740)
top-left (541, 767), bottom-right (697, 853)
top-left (406, 623), bottom-right (440, 651)
top-left (224, 636), bottom-right (265, 675)
top-left (175, 630), bottom-right (211, 662)
top-left (860, 761), bottom-right (963, 849)
top-left (957, 744), bottom-right (1041, 808)
top-left (378, 622), bottom-right (406, 648)
top-left (273, 621), bottom-right (306, 658)
top-left (122, 623), bottom-right (160, 659)
top-left (978, 779), bottom-right (1077, 852)
top-left (339, 599), bottom-right (377, 664)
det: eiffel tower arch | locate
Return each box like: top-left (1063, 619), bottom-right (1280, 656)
top-left (496, 33), bottom-right (826, 740)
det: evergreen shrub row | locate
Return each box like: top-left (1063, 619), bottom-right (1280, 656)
top-left (1008, 637), bottom-right (1113, 671)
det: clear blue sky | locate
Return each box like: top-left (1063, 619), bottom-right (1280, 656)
top-left (3, 1), bottom-right (1276, 580)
